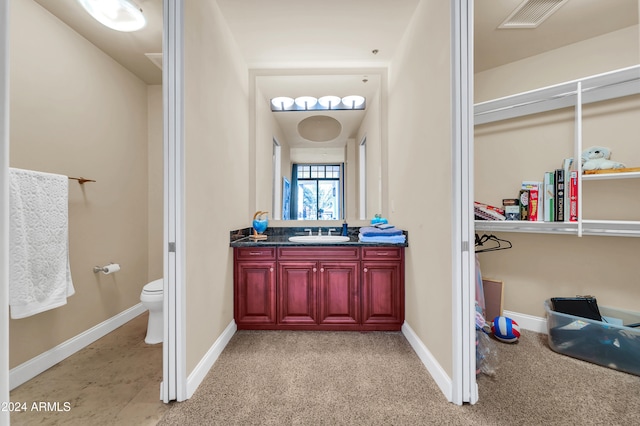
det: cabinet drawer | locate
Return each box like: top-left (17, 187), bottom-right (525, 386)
top-left (235, 247), bottom-right (277, 261)
top-left (361, 247), bottom-right (403, 261)
top-left (278, 247), bottom-right (360, 261)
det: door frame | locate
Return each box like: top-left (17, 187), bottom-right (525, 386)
top-left (451, 0), bottom-right (477, 405)
top-left (162, 0), bottom-right (187, 402)
top-left (1, 0), bottom-right (11, 422)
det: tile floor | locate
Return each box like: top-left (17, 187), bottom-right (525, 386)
top-left (9, 312), bottom-right (170, 425)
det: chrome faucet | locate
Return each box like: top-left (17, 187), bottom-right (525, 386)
top-left (304, 228), bottom-right (313, 236)
top-left (327, 228), bottom-right (337, 236)
top-left (318, 228), bottom-right (322, 236)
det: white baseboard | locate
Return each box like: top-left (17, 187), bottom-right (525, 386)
top-left (10, 303), bottom-right (146, 390)
top-left (401, 313), bottom-right (545, 405)
top-left (186, 319), bottom-right (237, 399)
top-left (402, 321), bottom-right (452, 402)
top-left (503, 310), bottom-right (547, 334)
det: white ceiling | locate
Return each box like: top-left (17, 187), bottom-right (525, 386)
top-left (474, 0), bottom-right (638, 73)
top-left (34, 0), bottom-right (163, 85)
top-left (32, 0), bottom-right (638, 146)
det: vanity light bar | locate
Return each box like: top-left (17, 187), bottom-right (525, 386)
top-left (270, 95), bottom-right (366, 112)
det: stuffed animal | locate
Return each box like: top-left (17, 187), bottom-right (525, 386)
top-left (581, 146), bottom-right (625, 171)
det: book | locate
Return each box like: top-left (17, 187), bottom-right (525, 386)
top-left (521, 181), bottom-right (543, 221)
top-left (518, 190), bottom-right (530, 221)
top-left (474, 201), bottom-right (506, 221)
top-left (554, 168), bottom-right (565, 222)
top-left (502, 198), bottom-right (520, 220)
top-left (569, 170), bottom-right (578, 222)
top-left (543, 171), bottom-right (555, 222)
top-left (561, 157), bottom-right (573, 220)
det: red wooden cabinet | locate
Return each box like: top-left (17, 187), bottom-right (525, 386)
top-left (233, 246), bottom-right (403, 331)
top-left (361, 247), bottom-right (404, 328)
top-left (317, 261), bottom-right (360, 326)
top-left (361, 261), bottom-right (403, 327)
top-left (234, 248), bottom-right (276, 328)
top-left (278, 261), bottom-right (317, 325)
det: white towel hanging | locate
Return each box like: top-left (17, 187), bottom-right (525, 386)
top-left (9, 168), bottom-right (75, 319)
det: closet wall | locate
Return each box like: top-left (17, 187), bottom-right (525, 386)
top-left (474, 25), bottom-right (640, 318)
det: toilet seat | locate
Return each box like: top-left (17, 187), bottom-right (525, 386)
top-left (142, 278), bottom-right (163, 295)
top-left (140, 278), bottom-right (164, 344)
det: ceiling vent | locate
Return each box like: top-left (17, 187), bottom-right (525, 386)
top-left (145, 53), bottom-right (163, 70)
top-left (498, 0), bottom-right (570, 29)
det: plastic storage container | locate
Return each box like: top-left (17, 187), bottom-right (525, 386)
top-left (544, 299), bottom-right (640, 376)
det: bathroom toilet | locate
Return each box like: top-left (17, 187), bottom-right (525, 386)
top-left (140, 279), bottom-right (163, 344)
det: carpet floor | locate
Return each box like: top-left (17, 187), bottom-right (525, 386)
top-left (158, 329), bottom-right (640, 426)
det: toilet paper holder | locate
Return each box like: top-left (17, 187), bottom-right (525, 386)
top-left (93, 263), bottom-right (120, 274)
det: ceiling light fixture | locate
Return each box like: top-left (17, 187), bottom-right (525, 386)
top-left (318, 96), bottom-right (341, 109)
top-left (77, 0), bottom-right (147, 32)
top-left (341, 95), bottom-right (365, 109)
top-left (271, 95), bottom-right (366, 112)
top-left (271, 97), bottom-right (295, 111)
top-left (294, 96), bottom-right (318, 110)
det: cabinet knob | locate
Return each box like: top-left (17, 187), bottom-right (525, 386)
top-left (320, 268), bottom-right (324, 272)
top-left (363, 267), bottom-right (368, 273)
top-left (313, 268), bottom-right (317, 272)
top-left (270, 267), bottom-right (274, 272)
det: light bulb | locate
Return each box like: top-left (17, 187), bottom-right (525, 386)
top-left (77, 0), bottom-right (146, 32)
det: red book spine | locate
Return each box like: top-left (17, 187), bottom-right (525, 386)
top-left (528, 187), bottom-right (539, 221)
top-left (569, 171), bottom-right (578, 222)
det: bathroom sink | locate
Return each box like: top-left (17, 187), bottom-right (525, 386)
top-left (288, 235), bottom-right (350, 243)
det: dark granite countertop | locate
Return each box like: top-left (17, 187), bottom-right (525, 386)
top-left (230, 226), bottom-right (408, 248)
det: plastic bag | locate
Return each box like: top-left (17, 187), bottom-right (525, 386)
top-left (476, 329), bottom-right (498, 377)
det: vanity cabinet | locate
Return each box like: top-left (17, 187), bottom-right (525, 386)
top-left (361, 248), bottom-right (404, 327)
top-left (317, 261), bottom-right (361, 326)
top-left (277, 261), bottom-right (318, 325)
top-left (233, 245), bottom-right (404, 331)
top-left (234, 248), bottom-right (277, 326)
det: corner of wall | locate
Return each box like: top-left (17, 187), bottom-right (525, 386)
top-left (402, 322), bottom-right (453, 402)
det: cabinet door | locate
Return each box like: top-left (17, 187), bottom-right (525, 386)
top-left (234, 261), bottom-right (276, 326)
top-left (318, 261), bottom-right (360, 326)
top-left (278, 261), bottom-right (317, 325)
top-left (362, 261), bottom-right (404, 327)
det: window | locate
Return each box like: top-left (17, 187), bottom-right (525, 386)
top-left (292, 164), bottom-right (342, 220)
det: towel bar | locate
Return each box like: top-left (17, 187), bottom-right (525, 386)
top-left (68, 176), bottom-right (96, 184)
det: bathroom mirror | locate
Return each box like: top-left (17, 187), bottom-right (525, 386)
top-left (252, 71), bottom-right (387, 222)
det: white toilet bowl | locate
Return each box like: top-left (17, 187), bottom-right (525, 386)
top-left (140, 278), bottom-right (163, 344)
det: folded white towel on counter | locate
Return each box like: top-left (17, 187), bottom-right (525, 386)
top-left (9, 168), bottom-right (75, 319)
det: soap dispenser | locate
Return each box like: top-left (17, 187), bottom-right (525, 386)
top-left (342, 220), bottom-right (348, 236)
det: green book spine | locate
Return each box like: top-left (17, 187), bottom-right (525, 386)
top-left (544, 171), bottom-right (555, 222)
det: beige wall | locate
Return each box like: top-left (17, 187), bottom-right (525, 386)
top-left (475, 25), bottom-right (640, 317)
top-left (388, 0), bottom-right (453, 376)
top-left (345, 137), bottom-right (357, 220)
top-left (183, 0), bottom-right (249, 374)
top-left (254, 80), bottom-right (288, 218)
top-left (9, 0), bottom-right (151, 367)
top-left (356, 86), bottom-right (384, 219)
top-left (475, 26), bottom-right (639, 102)
top-left (148, 85), bottom-right (163, 280)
